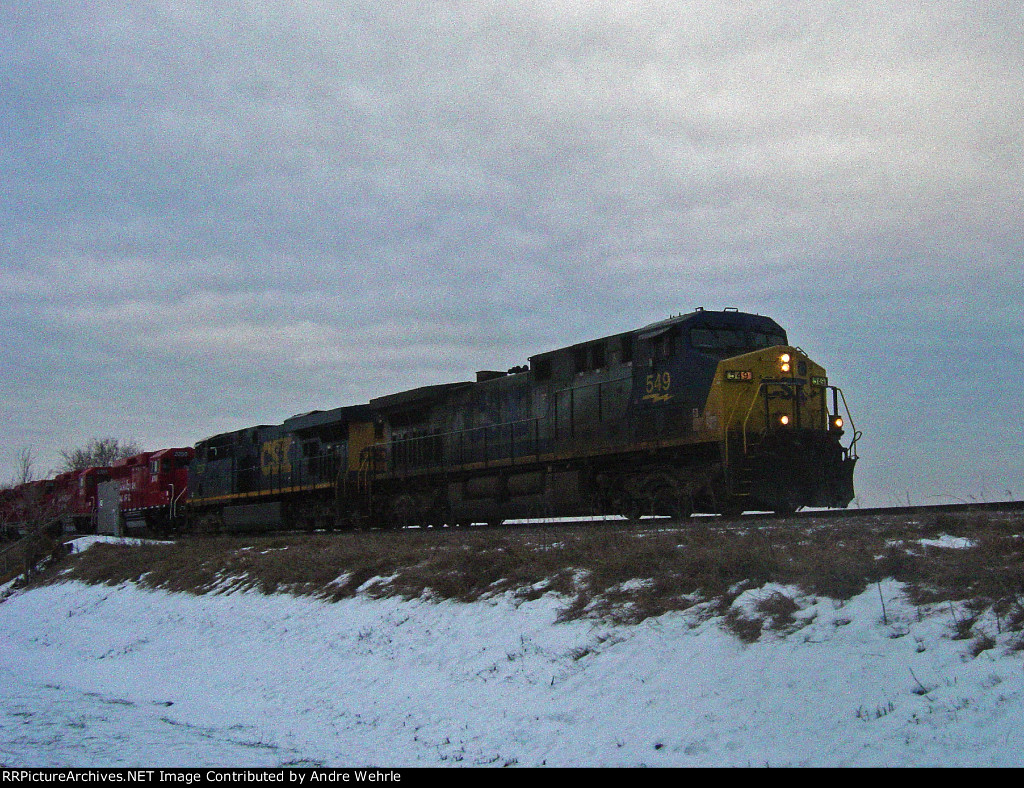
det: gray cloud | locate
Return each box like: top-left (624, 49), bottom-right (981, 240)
top-left (2, 1), bottom-right (1022, 503)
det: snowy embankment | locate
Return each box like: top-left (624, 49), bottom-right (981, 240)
top-left (2, 539), bottom-right (1023, 767)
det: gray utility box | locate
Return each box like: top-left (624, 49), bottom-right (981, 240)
top-left (96, 480), bottom-right (122, 536)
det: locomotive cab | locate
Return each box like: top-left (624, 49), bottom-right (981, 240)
top-left (707, 346), bottom-right (859, 512)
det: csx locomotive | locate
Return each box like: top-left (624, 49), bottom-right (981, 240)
top-left (2, 309), bottom-right (859, 536)
top-left (185, 308), bottom-right (858, 531)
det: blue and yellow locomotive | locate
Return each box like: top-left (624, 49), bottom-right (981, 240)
top-left (187, 309), bottom-right (858, 529)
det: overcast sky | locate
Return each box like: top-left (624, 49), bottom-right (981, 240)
top-left (2, 1), bottom-right (1022, 507)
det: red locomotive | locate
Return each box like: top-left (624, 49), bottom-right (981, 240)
top-left (1, 447), bottom-right (193, 538)
top-left (111, 448), bottom-right (194, 531)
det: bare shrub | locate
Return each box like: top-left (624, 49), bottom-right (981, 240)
top-left (11, 447), bottom-right (36, 486)
top-left (59, 438), bottom-right (141, 472)
top-left (1004, 603), bottom-right (1024, 633)
top-left (950, 611), bottom-right (977, 641)
top-left (7, 534), bottom-right (72, 588)
top-left (722, 609), bottom-right (763, 643)
top-left (755, 591), bottom-right (800, 631)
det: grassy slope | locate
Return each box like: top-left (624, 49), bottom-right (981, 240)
top-left (22, 511), bottom-right (1024, 650)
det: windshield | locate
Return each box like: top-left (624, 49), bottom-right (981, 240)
top-left (690, 328), bottom-right (787, 355)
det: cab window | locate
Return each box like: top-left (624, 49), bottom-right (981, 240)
top-left (750, 330), bottom-right (787, 348)
top-left (690, 328), bottom-right (746, 350)
top-left (647, 331), bottom-right (675, 359)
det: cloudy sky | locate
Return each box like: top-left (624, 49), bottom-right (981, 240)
top-left (2, 0), bottom-right (1021, 506)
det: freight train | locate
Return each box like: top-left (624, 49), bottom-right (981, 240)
top-left (2, 309), bottom-right (859, 536)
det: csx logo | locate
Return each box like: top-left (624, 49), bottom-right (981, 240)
top-left (261, 438), bottom-right (292, 476)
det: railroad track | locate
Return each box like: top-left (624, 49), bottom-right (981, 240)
top-left (97, 499), bottom-right (1024, 540)
top-left (484, 499), bottom-right (1024, 532)
top-left (773, 499), bottom-right (1024, 520)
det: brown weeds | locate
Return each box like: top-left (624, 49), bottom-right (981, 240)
top-left (32, 510), bottom-right (1024, 635)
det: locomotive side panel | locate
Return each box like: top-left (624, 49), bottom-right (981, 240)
top-left (189, 406), bottom-right (370, 531)
top-left (362, 311), bottom-right (854, 525)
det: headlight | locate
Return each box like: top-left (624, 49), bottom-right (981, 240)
top-left (780, 415), bottom-right (790, 426)
top-left (780, 352), bottom-right (791, 373)
top-left (832, 417), bottom-right (844, 429)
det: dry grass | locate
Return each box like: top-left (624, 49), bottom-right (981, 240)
top-left (20, 509), bottom-right (1024, 643)
top-left (1, 534), bottom-right (70, 587)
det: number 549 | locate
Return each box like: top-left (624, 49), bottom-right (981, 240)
top-left (646, 371), bottom-right (671, 394)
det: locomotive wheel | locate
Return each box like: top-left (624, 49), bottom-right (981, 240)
top-left (650, 485), bottom-right (692, 521)
top-left (390, 493), bottom-right (420, 529)
top-left (620, 497), bottom-right (643, 522)
top-left (771, 486), bottom-right (801, 516)
top-left (194, 513), bottom-right (223, 535)
top-left (717, 498), bottom-right (746, 518)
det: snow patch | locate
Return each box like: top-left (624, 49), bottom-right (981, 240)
top-left (67, 536), bottom-right (172, 553)
top-left (2, 579), bottom-right (1024, 766)
top-left (919, 535), bottom-right (975, 550)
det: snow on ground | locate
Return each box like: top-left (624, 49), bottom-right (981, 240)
top-left (64, 535), bottom-right (173, 553)
top-left (2, 571), bottom-right (1024, 767)
top-left (918, 534), bottom-right (975, 550)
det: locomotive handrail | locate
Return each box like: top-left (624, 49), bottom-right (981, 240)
top-left (722, 389), bottom-right (752, 468)
top-left (170, 484), bottom-right (188, 519)
top-left (738, 378), bottom-right (806, 453)
top-left (548, 373), bottom-right (633, 397)
top-left (736, 380), bottom-right (860, 459)
top-left (830, 386), bottom-right (860, 459)
top-left (363, 414), bottom-right (547, 476)
top-left (328, 372), bottom-right (640, 481)
top-left (740, 382), bottom-right (772, 454)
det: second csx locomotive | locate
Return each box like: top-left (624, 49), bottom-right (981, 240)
top-left (185, 308), bottom-right (858, 531)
